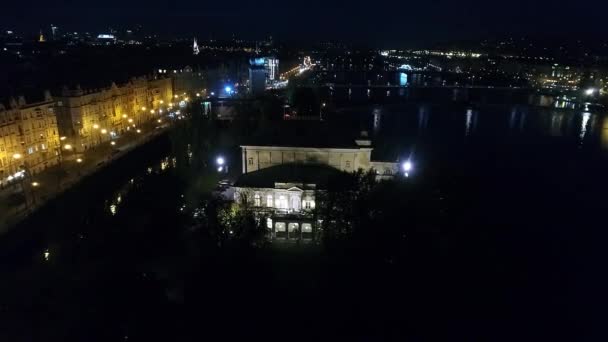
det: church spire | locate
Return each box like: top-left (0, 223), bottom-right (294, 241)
top-left (193, 38), bottom-right (199, 55)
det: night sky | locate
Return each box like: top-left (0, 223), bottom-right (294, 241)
top-left (4, 0), bottom-right (608, 46)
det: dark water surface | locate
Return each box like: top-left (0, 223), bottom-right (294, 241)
top-left (1, 97), bottom-right (607, 340)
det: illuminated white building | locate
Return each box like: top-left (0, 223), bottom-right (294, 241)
top-left (232, 128), bottom-right (398, 241)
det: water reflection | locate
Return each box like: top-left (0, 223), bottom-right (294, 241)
top-left (373, 108), bottom-right (382, 133)
top-left (465, 109), bottom-right (477, 136)
top-left (602, 117), bottom-right (608, 150)
top-left (579, 112), bottom-right (591, 144)
top-left (549, 111), bottom-right (565, 137)
top-left (105, 155), bottom-right (177, 217)
top-left (418, 106), bottom-right (429, 132)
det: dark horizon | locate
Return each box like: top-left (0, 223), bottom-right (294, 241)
top-left (4, 0), bottom-right (608, 47)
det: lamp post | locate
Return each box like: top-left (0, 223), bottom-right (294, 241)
top-left (216, 156), bottom-right (227, 173)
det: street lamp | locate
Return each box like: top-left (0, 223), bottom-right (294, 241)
top-left (101, 129), bottom-right (107, 134)
top-left (93, 124), bottom-right (100, 129)
top-left (216, 156), bottom-right (227, 173)
top-left (12, 153), bottom-right (22, 160)
top-left (402, 160), bottom-right (413, 177)
top-left (63, 144), bottom-right (73, 150)
top-left (76, 158), bottom-right (83, 163)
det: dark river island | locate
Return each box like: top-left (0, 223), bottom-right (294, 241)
top-left (1, 90), bottom-right (606, 341)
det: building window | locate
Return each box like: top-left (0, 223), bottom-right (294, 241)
top-left (384, 169), bottom-right (392, 175)
top-left (266, 194), bottom-right (273, 207)
top-left (248, 158), bottom-right (253, 165)
top-left (345, 161), bottom-right (351, 168)
top-left (27, 147), bottom-right (34, 154)
top-left (254, 194), bottom-right (261, 206)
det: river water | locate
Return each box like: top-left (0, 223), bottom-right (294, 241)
top-left (1, 91), bottom-right (607, 340)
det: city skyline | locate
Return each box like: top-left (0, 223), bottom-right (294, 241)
top-left (4, 0), bottom-right (608, 46)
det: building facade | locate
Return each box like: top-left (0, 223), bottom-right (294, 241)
top-left (240, 143), bottom-right (398, 176)
top-left (0, 91), bottom-right (61, 185)
top-left (234, 137), bottom-right (399, 241)
top-left (55, 76), bottom-right (173, 150)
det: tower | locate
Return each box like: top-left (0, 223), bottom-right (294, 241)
top-left (38, 30), bottom-right (46, 42)
top-left (193, 38), bottom-right (199, 56)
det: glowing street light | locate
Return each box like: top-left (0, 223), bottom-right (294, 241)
top-left (174, 95), bottom-right (178, 99)
top-left (63, 144), bottom-right (73, 150)
top-left (76, 158), bottom-right (83, 163)
top-left (160, 100), bottom-right (164, 104)
top-left (110, 141), bottom-right (116, 146)
top-left (93, 124), bottom-right (100, 129)
top-left (141, 106), bottom-right (147, 111)
top-left (136, 129), bottom-right (141, 133)
top-left (122, 114), bottom-right (128, 119)
top-left (31, 181), bottom-right (39, 187)
top-left (585, 88), bottom-right (596, 96)
top-left (12, 153), bottom-right (22, 160)
top-left (150, 110), bottom-right (155, 114)
top-left (128, 118), bottom-right (133, 123)
top-left (60, 136), bottom-right (67, 141)
top-left (216, 156), bottom-right (225, 165)
top-left (100, 129), bottom-right (108, 134)
top-left (402, 160), bottom-right (413, 177)
top-left (402, 160), bottom-right (412, 172)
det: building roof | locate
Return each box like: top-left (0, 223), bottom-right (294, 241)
top-left (244, 121), bottom-right (362, 149)
top-left (234, 163), bottom-right (343, 189)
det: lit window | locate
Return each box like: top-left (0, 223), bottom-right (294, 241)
top-left (27, 147), bottom-right (34, 154)
top-left (248, 158), bottom-right (253, 165)
top-left (254, 194), bottom-right (261, 206)
top-left (266, 195), bottom-right (273, 207)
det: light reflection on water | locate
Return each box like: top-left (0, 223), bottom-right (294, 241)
top-left (105, 155), bottom-right (177, 217)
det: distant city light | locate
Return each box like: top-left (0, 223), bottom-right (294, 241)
top-left (585, 88), bottom-right (596, 95)
top-left (31, 182), bottom-right (39, 187)
top-left (110, 141), bottom-right (116, 146)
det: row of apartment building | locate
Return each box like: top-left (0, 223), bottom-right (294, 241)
top-left (0, 74), bottom-right (175, 186)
